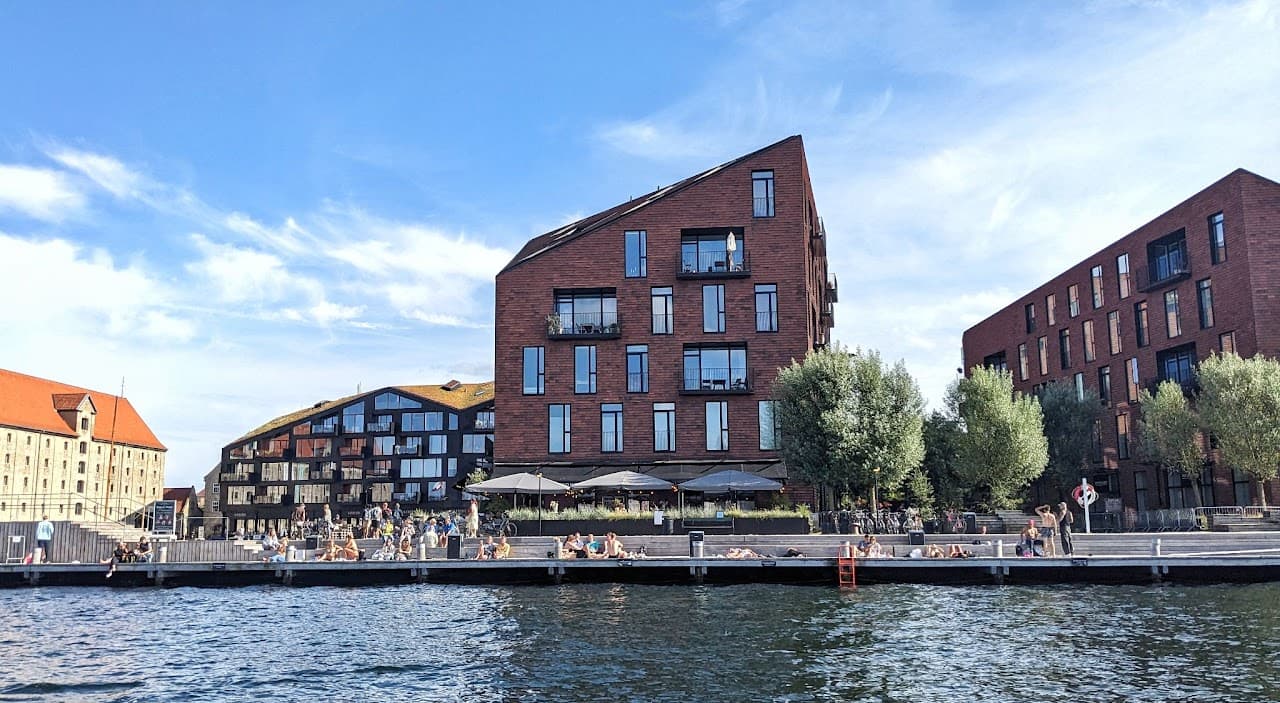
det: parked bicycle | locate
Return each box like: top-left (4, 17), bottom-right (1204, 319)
top-left (479, 513), bottom-right (518, 537)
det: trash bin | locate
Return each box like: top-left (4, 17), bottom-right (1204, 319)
top-left (962, 512), bottom-right (978, 534)
top-left (446, 534), bottom-right (462, 559)
top-left (663, 517), bottom-right (674, 535)
top-left (908, 530), bottom-right (925, 545)
top-left (688, 530), bottom-right (705, 558)
top-left (305, 536), bottom-right (320, 550)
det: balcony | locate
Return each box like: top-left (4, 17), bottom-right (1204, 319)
top-left (367, 419), bottom-right (393, 433)
top-left (828, 274), bottom-right (839, 303)
top-left (677, 251), bottom-right (751, 279)
top-left (311, 424), bottom-right (337, 435)
top-left (252, 495), bottom-right (284, 505)
top-left (392, 491), bottom-right (423, 504)
top-left (546, 312), bottom-right (621, 339)
top-left (337, 493), bottom-right (363, 504)
top-left (340, 468), bottom-right (364, 480)
top-left (1137, 261), bottom-right (1192, 292)
top-left (219, 471), bottom-right (254, 483)
top-left (339, 444), bottom-right (366, 457)
top-left (393, 444), bottom-right (422, 456)
top-left (681, 368), bottom-right (753, 394)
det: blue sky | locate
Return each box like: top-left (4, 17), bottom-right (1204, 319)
top-left (1, 1), bottom-right (1277, 487)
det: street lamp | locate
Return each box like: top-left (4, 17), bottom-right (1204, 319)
top-left (872, 467), bottom-right (881, 515)
top-left (537, 472), bottom-right (543, 537)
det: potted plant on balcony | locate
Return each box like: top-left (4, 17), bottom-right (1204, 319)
top-left (545, 312), bottom-right (562, 335)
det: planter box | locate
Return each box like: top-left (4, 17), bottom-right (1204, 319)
top-left (511, 516), bottom-right (810, 537)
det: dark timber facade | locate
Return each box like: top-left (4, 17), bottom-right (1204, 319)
top-left (216, 382), bottom-right (494, 536)
top-left (494, 136), bottom-right (835, 488)
top-left (963, 169), bottom-right (1280, 521)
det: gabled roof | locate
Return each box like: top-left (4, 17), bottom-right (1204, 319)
top-left (0, 368), bottom-right (166, 450)
top-left (230, 381), bottom-right (495, 446)
top-left (501, 135), bottom-right (802, 273)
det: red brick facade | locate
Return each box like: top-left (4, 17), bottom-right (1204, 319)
top-left (494, 136), bottom-right (834, 483)
top-left (962, 169), bottom-right (1280, 519)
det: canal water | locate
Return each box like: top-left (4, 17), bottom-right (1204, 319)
top-left (0, 583), bottom-right (1276, 702)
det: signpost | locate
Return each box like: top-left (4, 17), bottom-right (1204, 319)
top-left (1073, 479), bottom-right (1099, 534)
top-left (152, 500), bottom-right (177, 536)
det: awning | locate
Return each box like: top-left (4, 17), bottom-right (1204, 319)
top-left (678, 469), bottom-right (784, 493)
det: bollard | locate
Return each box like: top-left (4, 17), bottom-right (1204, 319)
top-left (159, 546), bottom-right (168, 563)
top-left (287, 545), bottom-right (297, 562)
top-left (1152, 538), bottom-right (1161, 557)
top-left (553, 537), bottom-right (563, 559)
top-left (419, 542), bottom-right (427, 560)
top-left (842, 541), bottom-right (852, 558)
top-left (996, 540), bottom-right (1004, 558)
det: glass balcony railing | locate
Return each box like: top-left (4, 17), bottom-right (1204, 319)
top-left (681, 368), bottom-right (752, 393)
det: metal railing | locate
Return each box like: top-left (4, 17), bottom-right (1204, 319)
top-left (755, 311), bottom-right (777, 332)
top-left (753, 196), bottom-right (773, 218)
top-left (0, 491), bottom-right (151, 527)
top-left (651, 313), bottom-right (673, 334)
top-left (546, 311), bottom-right (620, 337)
top-left (682, 368), bottom-right (751, 392)
top-left (1137, 257), bottom-right (1191, 292)
top-left (394, 445), bottom-right (421, 456)
top-left (627, 372), bottom-right (648, 393)
top-left (679, 251), bottom-right (750, 276)
top-left (311, 424), bottom-right (337, 435)
top-left (367, 420), bottom-right (393, 433)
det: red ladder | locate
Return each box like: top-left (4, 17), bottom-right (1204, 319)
top-left (836, 555), bottom-right (856, 589)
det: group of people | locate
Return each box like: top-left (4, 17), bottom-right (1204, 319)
top-left (1019, 502), bottom-right (1075, 557)
top-left (560, 532), bottom-right (630, 559)
top-left (101, 535), bottom-right (155, 577)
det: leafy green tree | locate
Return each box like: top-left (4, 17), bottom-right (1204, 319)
top-left (1137, 380), bottom-right (1206, 506)
top-left (1196, 353), bottom-right (1280, 508)
top-left (1040, 383), bottom-right (1102, 494)
top-left (774, 345), bottom-right (926, 508)
top-left (946, 365), bottom-right (1048, 509)
top-left (921, 410), bottom-right (968, 508)
top-left (893, 465), bottom-right (936, 516)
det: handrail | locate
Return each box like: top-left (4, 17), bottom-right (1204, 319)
top-left (0, 490), bottom-right (151, 530)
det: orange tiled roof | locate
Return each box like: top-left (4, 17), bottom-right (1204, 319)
top-left (0, 368), bottom-right (166, 451)
top-left (230, 381), bottom-right (495, 445)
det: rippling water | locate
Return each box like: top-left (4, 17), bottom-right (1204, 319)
top-left (1, 583), bottom-right (1277, 702)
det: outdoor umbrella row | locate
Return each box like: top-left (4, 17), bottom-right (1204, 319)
top-left (467, 469), bottom-right (782, 494)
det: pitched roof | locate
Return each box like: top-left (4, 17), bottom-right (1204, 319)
top-left (501, 135), bottom-right (802, 273)
top-left (230, 381), bottom-right (495, 445)
top-left (0, 368), bottom-right (166, 450)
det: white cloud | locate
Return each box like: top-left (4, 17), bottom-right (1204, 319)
top-left (47, 148), bottom-right (143, 198)
top-left (0, 164), bottom-right (85, 221)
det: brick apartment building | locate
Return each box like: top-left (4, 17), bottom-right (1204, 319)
top-left (962, 169), bottom-right (1280, 520)
top-left (212, 382), bottom-right (494, 536)
top-left (493, 136), bottom-right (836, 489)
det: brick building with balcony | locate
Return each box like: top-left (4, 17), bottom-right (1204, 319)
top-left (962, 169), bottom-right (1280, 521)
top-left (493, 136), bottom-right (835, 490)
top-left (214, 381), bottom-right (494, 536)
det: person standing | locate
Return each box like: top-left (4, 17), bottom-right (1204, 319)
top-left (35, 515), bottom-right (54, 563)
top-left (466, 499), bottom-right (480, 539)
top-left (1034, 505), bottom-right (1059, 557)
top-left (1057, 501), bottom-right (1075, 556)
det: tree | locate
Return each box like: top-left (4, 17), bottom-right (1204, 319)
top-left (1040, 383), bottom-right (1102, 494)
top-left (921, 410), bottom-right (968, 509)
top-left (773, 345), bottom-right (926, 508)
top-left (946, 365), bottom-right (1049, 510)
top-left (1196, 352), bottom-right (1280, 508)
top-left (1137, 380), bottom-right (1206, 506)
top-left (894, 465), bottom-right (936, 516)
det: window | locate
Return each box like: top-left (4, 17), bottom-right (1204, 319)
top-left (401, 459), bottom-right (443, 478)
top-left (1024, 303), bottom-right (1036, 334)
top-left (79, 442), bottom-right (87, 454)
top-left (374, 392), bottom-right (421, 410)
top-left (703, 285), bottom-right (726, 333)
top-left (651, 287), bottom-right (674, 334)
top-left (681, 228), bottom-right (745, 274)
top-left (1148, 230), bottom-right (1188, 285)
top-left (462, 435), bottom-right (489, 454)
top-left (449, 413), bottom-right (458, 431)
top-left (1117, 254), bottom-right (1131, 299)
top-left (601, 404), bottom-right (623, 453)
top-left (423, 412), bottom-right (444, 432)
top-left (1134, 471), bottom-right (1149, 511)
top-left (653, 403), bottom-right (676, 452)
top-left (77, 461), bottom-right (85, 474)
top-left (549, 405), bottom-right (571, 454)
top-left (1082, 320), bottom-right (1096, 363)
top-left (1074, 372), bottom-right (1085, 401)
top-left (341, 403), bottom-right (364, 433)
top-left (1059, 328), bottom-right (1071, 370)
top-left (574, 345), bottom-right (597, 394)
top-left (1045, 294), bottom-right (1056, 326)
top-left (475, 411), bottom-right (495, 430)
top-left (759, 400), bottom-right (778, 450)
top-left (983, 352), bottom-right (1007, 373)
top-left (373, 436), bottom-right (394, 456)
top-left (1196, 278), bottom-right (1214, 329)
top-left (1107, 311), bottom-right (1122, 355)
top-left (1164, 289), bottom-right (1182, 338)
top-left (448, 458), bottom-right (458, 477)
top-left (523, 347), bottom-right (545, 395)
top-left (80, 417), bottom-right (88, 431)
top-left (1157, 344), bottom-right (1196, 390)
top-left (401, 413), bottom-right (426, 432)
top-left (1090, 265), bottom-right (1105, 309)
top-left (1209, 212), bottom-right (1226, 264)
top-left (1068, 284), bottom-right (1080, 317)
top-left (1233, 468), bottom-right (1251, 506)
top-left (627, 345), bottom-right (649, 393)
top-left (1037, 337), bottom-right (1049, 376)
top-left (705, 401), bottom-right (729, 451)
top-left (554, 291), bottom-right (618, 335)
top-left (755, 284), bottom-right (778, 332)
top-left (1098, 366), bottom-right (1112, 407)
top-left (624, 230), bottom-right (647, 278)
top-left (1127, 357), bottom-right (1140, 402)
top-left (1017, 343), bottom-right (1029, 381)
top-left (1219, 331), bottom-right (1236, 354)
top-left (684, 346), bottom-right (749, 391)
top-left (428, 435), bottom-right (448, 455)
top-left (1134, 301), bottom-right (1150, 347)
top-left (1116, 413), bottom-right (1130, 460)
top-left (752, 170), bottom-right (774, 217)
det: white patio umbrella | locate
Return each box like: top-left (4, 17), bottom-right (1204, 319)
top-left (678, 469), bottom-right (782, 493)
top-left (467, 472), bottom-right (570, 494)
top-left (572, 470), bottom-right (674, 491)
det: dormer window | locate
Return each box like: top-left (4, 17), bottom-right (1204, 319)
top-left (80, 417), bottom-right (88, 431)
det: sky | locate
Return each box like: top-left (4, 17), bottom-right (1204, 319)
top-left (0, 1), bottom-right (1277, 488)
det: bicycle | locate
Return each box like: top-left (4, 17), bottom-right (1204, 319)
top-left (479, 514), bottom-right (518, 537)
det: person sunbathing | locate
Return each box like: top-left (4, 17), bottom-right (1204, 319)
top-left (603, 532), bottom-right (625, 558)
top-left (316, 540), bottom-right (340, 561)
top-left (725, 547), bottom-right (762, 559)
top-left (926, 544), bottom-right (946, 559)
top-left (948, 544), bottom-right (974, 558)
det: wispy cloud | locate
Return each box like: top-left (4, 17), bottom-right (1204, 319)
top-left (0, 164), bottom-right (85, 222)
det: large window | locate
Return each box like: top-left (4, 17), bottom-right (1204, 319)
top-left (1045, 294), bottom-right (1056, 327)
top-left (703, 285), bottom-right (726, 333)
top-left (424, 412), bottom-right (444, 431)
top-left (755, 284), bottom-right (778, 332)
top-left (1107, 311), bottom-right (1122, 355)
top-left (1082, 320), bottom-right (1096, 363)
top-left (653, 403), bottom-right (675, 452)
top-left (1134, 301), bottom-right (1150, 347)
top-left (758, 400), bottom-right (778, 450)
top-left (402, 413), bottom-right (426, 432)
top-left (705, 401), bottom-right (729, 451)
top-left (373, 436), bottom-right (394, 456)
top-left (1197, 278), bottom-right (1214, 329)
top-left (554, 291), bottom-right (618, 335)
top-left (625, 230), bottom-right (647, 278)
top-left (401, 459), bottom-right (443, 479)
top-left (1059, 328), bottom-right (1071, 370)
top-left (1148, 230), bottom-right (1188, 285)
top-left (427, 435), bottom-right (447, 455)
top-left (1157, 344), bottom-right (1196, 389)
top-left (651, 287), bottom-right (673, 335)
top-left (462, 435), bottom-right (489, 453)
top-left (1068, 284), bottom-right (1080, 318)
top-left (549, 404), bottom-right (571, 454)
top-left (752, 170), bottom-right (774, 217)
top-left (681, 228), bottom-right (746, 274)
top-left (1024, 302), bottom-right (1036, 334)
top-left (1090, 265), bottom-right (1105, 309)
top-left (1164, 289), bottom-right (1182, 338)
top-left (684, 346), bottom-right (749, 391)
top-left (1117, 253), bottom-right (1131, 299)
top-left (342, 403), bottom-right (364, 433)
top-left (1017, 343), bottom-right (1029, 381)
top-left (574, 345), bottom-right (597, 394)
top-left (374, 392), bottom-right (421, 410)
top-left (1127, 357), bottom-right (1140, 402)
top-left (627, 345), bottom-right (649, 393)
top-left (1037, 336), bottom-right (1049, 376)
top-left (1074, 372), bottom-right (1085, 401)
top-left (523, 346), bottom-right (545, 395)
top-left (1116, 413), bottom-right (1130, 460)
top-left (601, 404), bottom-right (623, 453)
top-left (1098, 366), bottom-right (1112, 407)
top-left (1209, 212), bottom-right (1226, 264)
